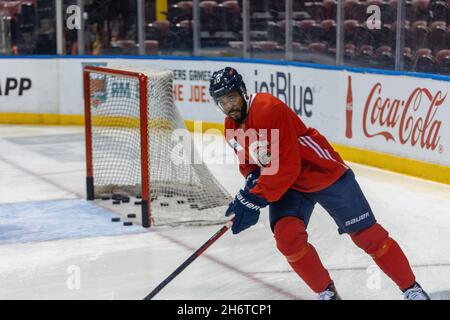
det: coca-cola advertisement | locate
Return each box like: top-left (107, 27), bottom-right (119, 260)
top-left (346, 75), bottom-right (353, 139)
top-left (345, 72), bottom-right (448, 166)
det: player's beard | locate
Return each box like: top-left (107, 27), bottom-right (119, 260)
top-left (230, 98), bottom-right (247, 124)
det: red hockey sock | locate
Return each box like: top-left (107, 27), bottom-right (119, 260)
top-left (274, 217), bottom-right (332, 293)
top-left (350, 223), bottom-right (416, 291)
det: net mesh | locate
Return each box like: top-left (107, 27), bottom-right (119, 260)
top-left (88, 67), bottom-right (231, 226)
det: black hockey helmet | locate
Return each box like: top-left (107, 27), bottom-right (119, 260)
top-left (209, 67), bottom-right (247, 105)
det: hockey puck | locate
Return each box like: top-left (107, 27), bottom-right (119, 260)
top-left (112, 200), bottom-right (121, 205)
top-left (160, 202), bottom-right (169, 207)
top-left (127, 214), bottom-right (136, 218)
top-left (164, 193), bottom-right (173, 198)
top-left (123, 221), bottom-right (133, 226)
top-left (187, 197), bottom-right (196, 203)
top-left (112, 194), bottom-right (123, 201)
top-left (134, 201), bottom-right (142, 205)
top-left (177, 200), bottom-right (185, 204)
top-left (121, 197), bottom-right (130, 203)
top-left (111, 217), bottom-right (121, 222)
top-left (190, 204), bottom-right (199, 209)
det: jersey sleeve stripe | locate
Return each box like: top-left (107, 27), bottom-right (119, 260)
top-left (323, 148), bottom-right (349, 169)
top-left (323, 149), bottom-right (337, 162)
top-left (299, 136), bottom-right (324, 159)
top-left (301, 136), bottom-right (347, 169)
top-left (304, 136), bottom-right (331, 160)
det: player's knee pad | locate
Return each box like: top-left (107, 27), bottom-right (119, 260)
top-left (350, 223), bottom-right (394, 258)
top-left (274, 217), bottom-right (310, 263)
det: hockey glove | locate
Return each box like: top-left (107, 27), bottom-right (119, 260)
top-left (225, 189), bottom-right (268, 234)
top-left (244, 170), bottom-right (260, 191)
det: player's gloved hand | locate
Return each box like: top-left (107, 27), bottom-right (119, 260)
top-left (225, 189), bottom-right (268, 235)
top-left (244, 170), bottom-right (260, 190)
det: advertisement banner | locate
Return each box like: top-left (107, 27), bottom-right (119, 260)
top-left (0, 57), bottom-right (448, 168)
top-left (0, 59), bottom-right (57, 114)
top-left (346, 72), bottom-right (448, 166)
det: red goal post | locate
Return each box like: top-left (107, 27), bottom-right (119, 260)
top-left (83, 65), bottom-right (231, 229)
top-left (83, 66), bottom-right (151, 227)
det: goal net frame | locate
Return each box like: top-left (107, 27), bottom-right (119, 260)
top-left (84, 65), bottom-right (152, 227)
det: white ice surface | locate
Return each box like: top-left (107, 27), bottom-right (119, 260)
top-left (0, 125), bottom-right (449, 300)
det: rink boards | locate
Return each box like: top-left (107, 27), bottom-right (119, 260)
top-left (0, 56), bottom-right (449, 184)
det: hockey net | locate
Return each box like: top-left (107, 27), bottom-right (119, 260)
top-left (83, 66), bottom-right (231, 227)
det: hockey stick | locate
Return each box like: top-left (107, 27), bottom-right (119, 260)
top-left (143, 217), bottom-right (234, 300)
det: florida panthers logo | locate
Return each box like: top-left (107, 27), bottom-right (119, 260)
top-left (249, 140), bottom-right (271, 167)
top-left (90, 76), bottom-right (107, 107)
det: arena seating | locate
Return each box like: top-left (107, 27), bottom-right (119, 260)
top-left (1, 0), bottom-right (449, 74)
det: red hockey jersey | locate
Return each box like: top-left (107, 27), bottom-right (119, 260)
top-left (224, 93), bottom-right (348, 202)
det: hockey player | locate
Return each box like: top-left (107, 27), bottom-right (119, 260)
top-left (209, 67), bottom-right (430, 300)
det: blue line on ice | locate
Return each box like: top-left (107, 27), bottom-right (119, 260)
top-left (0, 199), bottom-right (145, 244)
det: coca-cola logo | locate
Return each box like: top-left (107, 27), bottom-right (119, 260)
top-left (363, 83), bottom-right (446, 151)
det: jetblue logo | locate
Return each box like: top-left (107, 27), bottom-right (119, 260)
top-left (253, 69), bottom-right (314, 118)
